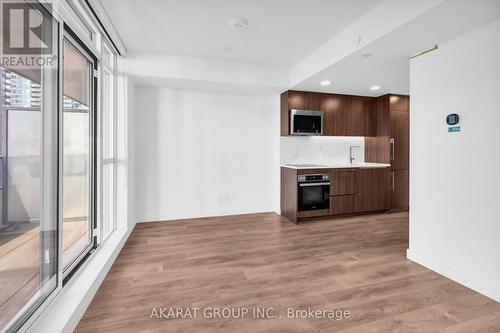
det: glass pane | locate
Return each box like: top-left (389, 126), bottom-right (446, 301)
top-left (7, 111), bottom-right (41, 222)
top-left (62, 39), bottom-right (93, 270)
top-left (102, 69), bottom-right (114, 158)
top-left (0, 2), bottom-right (59, 330)
top-left (2, 70), bottom-right (41, 108)
top-left (102, 164), bottom-right (114, 240)
top-left (101, 42), bottom-right (115, 240)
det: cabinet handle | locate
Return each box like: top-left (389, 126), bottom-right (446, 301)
top-left (391, 171), bottom-right (395, 191)
top-left (390, 138), bottom-right (395, 161)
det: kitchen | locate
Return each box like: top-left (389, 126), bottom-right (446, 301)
top-left (280, 91), bottom-right (409, 224)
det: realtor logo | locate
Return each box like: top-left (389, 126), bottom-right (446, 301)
top-left (2, 1), bottom-right (53, 54)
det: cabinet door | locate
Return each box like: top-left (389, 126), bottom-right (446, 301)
top-left (331, 169), bottom-right (359, 195)
top-left (322, 94), bottom-right (348, 136)
top-left (390, 169), bottom-right (409, 210)
top-left (305, 92), bottom-right (322, 110)
top-left (390, 110), bottom-right (409, 169)
top-left (358, 168), bottom-right (390, 212)
top-left (364, 97), bottom-right (377, 136)
top-left (331, 195), bottom-right (358, 215)
top-left (347, 96), bottom-right (375, 136)
top-left (389, 95), bottom-right (409, 111)
top-left (288, 90), bottom-right (306, 110)
top-left (321, 94), bottom-right (337, 136)
top-left (348, 96), bottom-right (365, 136)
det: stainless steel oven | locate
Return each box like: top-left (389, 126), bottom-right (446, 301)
top-left (298, 174), bottom-right (330, 211)
top-left (290, 109), bottom-right (323, 135)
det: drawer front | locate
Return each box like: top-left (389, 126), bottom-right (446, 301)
top-left (297, 208), bottom-right (331, 219)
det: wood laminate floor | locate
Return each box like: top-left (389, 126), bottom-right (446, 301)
top-left (76, 212), bottom-right (500, 333)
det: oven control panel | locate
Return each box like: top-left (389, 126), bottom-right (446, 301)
top-left (298, 174), bottom-right (330, 183)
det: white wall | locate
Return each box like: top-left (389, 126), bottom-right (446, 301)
top-left (134, 86), bottom-right (280, 222)
top-left (281, 136), bottom-right (364, 165)
top-left (408, 19), bottom-right (500, 301)
top-left (126, 53), bottom-right (288, 94)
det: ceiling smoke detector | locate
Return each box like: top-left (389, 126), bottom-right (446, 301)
top-left (229, 18), bottom-right (248, 30)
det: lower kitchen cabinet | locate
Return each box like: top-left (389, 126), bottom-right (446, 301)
top-left (281, 167), bottom-right (391, 223)
top-left (390, 169), bottom-right (409, 210)
top-left (331, 195), bottom-right (358, 215)
top-left (331, 169), bottom-right (358, 195)
top-left (330, 168), bottom-right (390, 216)
top-left (358, 168), bottom-right (390, 212)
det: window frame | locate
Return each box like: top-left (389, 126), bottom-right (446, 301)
top-left (0, 0), bottom-right (121, 331)
top-left (60, 31), bottom-right (97, 278)
top-left (98, 38), bottom-right (117, 243)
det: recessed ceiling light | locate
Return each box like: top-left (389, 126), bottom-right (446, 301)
top-left (362, 53), bottom-right (373, 58)
top-left (370, 85), bottom-right (381, 91)
top-left (320, 80), bottom-right (331, 86)
top-left (229, 18), bottom-right (248, 30)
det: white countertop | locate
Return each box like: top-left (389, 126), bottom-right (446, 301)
top-left (281, 162), bottom-right (391, 169)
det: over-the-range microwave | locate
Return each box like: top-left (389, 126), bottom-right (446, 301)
top-left (290, 109), bottom-right (323, 136)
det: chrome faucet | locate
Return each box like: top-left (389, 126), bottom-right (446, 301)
top-left (349, 145), bottom-right (360, 165)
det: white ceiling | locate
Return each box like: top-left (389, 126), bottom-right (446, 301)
top-left (294, 0), bottom-right (500, 96)
top-left (100, 0), bottom-right (382, 67)
top-left (102, 0), bottom-right (500, 96)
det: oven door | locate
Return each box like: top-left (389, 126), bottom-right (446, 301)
top-left (298, 182), bottom-right (330, 211)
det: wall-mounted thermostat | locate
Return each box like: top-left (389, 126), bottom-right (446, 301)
top-left (446, 114), bottom-right (459, 125)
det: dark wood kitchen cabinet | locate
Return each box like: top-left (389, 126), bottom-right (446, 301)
top-left (389, 94), bottom-right (409, 111)
top-left (389, 95), bottom-right (409, 210)
top-left (365, 94), bottom-right (409, 211)
top-left (280, 166), bottom-right (298, 223)
top-left (390, 169), bottom-right (409, 210)
top-left (348, 96), bottom-right (376, 137)
top-left (281, 90), bottom-right (375, 137)
top-left (281, 166), bottom-right (390, 223)
top-left (331, 168), bottom-right (358, 195)
top-left (330, 168), bottom-right (359, 215)
top-left (321, 93), bottom-right (347, 136)
top-left (330, 195), bottom-right (358, 215)
top-left (358, 168), bottom-right (390, 212)
top-left (389, 108), bottom-right (409, 170)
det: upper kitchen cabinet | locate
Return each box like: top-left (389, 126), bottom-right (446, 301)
top-left (389, 95), bottom-right (409, 111)
top-left (281, 90), bottom-right (375, 137)
top-left (288, 90), bottom-right (322, 110)
top-left (321, 93), bottom-right (347, 136)
top-left (349, 96), bottom-right (376, 137)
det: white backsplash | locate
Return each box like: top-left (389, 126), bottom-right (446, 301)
top-left (280, 136), bottom-right (365, 165)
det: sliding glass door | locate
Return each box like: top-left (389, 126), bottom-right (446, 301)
top-left (0, 0), bottom-right (112, 329)
top-left (61, 36), bottom-right (95, 274)
top-left (0, 2), bottom-right (59, 331)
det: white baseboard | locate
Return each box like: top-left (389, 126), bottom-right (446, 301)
top-left (407, 249), bottom-right (500, 303)
top-left (27, 227), bottom-right (133, 333)
top-left (136, 209), bottom-right (281, 223)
